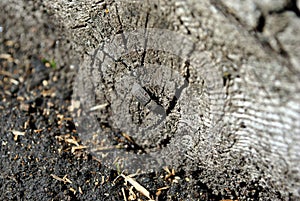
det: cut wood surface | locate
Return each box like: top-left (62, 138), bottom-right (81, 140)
top-left (1, 0), bottom-right (300, 199)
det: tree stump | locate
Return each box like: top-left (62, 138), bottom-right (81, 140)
top-left (2, 0), bottom-right (300, 199)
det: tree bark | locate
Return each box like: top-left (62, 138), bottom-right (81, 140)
top-left (2, 0), bottom-right (300, 199)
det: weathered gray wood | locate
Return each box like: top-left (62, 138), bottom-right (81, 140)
top-left (2, 0), bottom-right (300, 199)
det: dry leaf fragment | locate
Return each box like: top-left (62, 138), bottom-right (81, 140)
top-left (71, 145), bottom-right (87, 153)
top-left (121, 174), bottom-right (152, 200)
top-left (50, 174), bottom-right (73, 184)
top-left (0, 54), bottom-right (13, 62)
top-left (122, 187), bottom-right (127, 201)
top-left (11, 130), bottom-right (25, 136)
top-left (220, 200), bottom-right (239, 201)
top-left (89, 103), bottom-right (108, 111)
top-left (157, 186), bottom-right (169, 191)
top-left (20, 102), bottom-right (30, 112)
top-left (65, 137), bottom-right (80, 146)
top-left (11, 130), bottom-right (25, 141)
top-left (128, 186), bottom-right (136, 200)
top-left (69, 187), bottom-right (76, 194)
top-left (156, 186), bottom-right (169, 197)
top-left (79, 187), bottom-right (83, 194)
top-left (163, 167), bottom-right (176, 180)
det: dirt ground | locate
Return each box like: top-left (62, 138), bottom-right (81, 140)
top-left (0, 2), bottom-right (276, 201)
